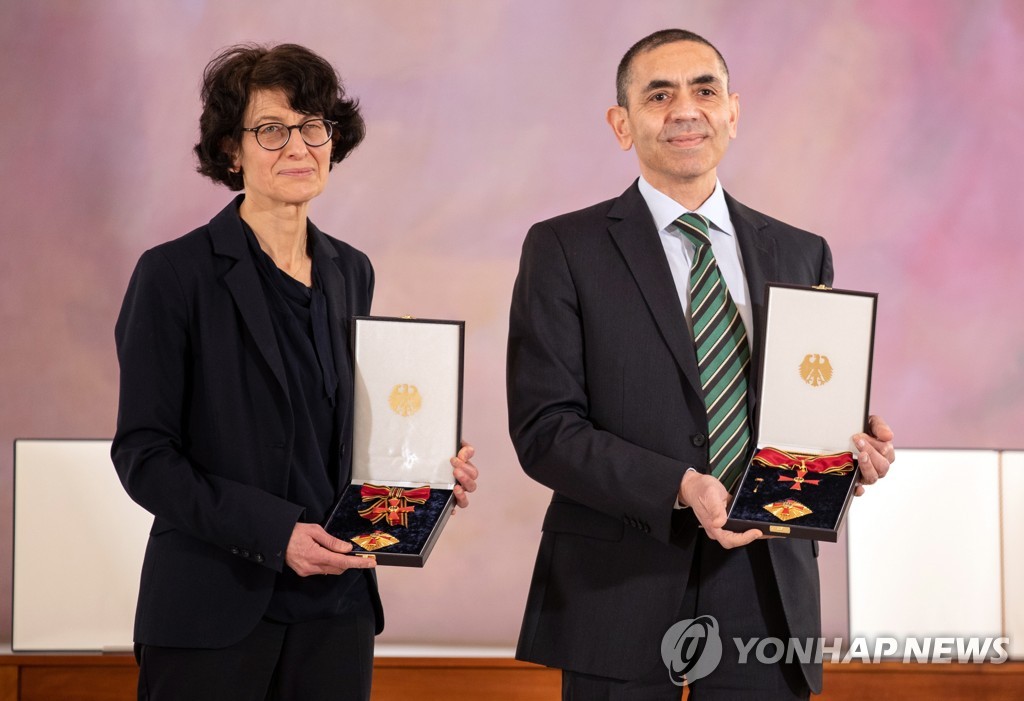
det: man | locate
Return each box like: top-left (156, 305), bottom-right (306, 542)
top-left (507, 29), bottom-right (894, 700)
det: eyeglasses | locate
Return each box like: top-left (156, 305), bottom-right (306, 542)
top-left (241, 118), bottom-right (337, 151)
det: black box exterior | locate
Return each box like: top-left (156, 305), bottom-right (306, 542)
top-left (325, 316), bottom-right (464, 566)
top-left (724, 284), bottom-right (877, 541)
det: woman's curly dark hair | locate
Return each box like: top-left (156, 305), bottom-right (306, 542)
top-left (194, 43), bottom-right (365, 191)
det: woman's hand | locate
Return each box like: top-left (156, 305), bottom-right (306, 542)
top-left (285, 522), bottom-right (376, 576)
top-left (451, 440), bottom-right (479, 509)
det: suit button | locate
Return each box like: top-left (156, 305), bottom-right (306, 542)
top-left (241, 549), bottom-right (251, 559)
top-left (691, 434), bottom-right (707, 447)
top-left (254, 553), bottom-right (265, 563)
top-left (229, 546), bottom-right (240, 556)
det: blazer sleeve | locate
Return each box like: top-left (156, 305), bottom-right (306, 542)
top-left (819, 236), bottom-right (834, 287)
top-left (112, 248), bottom-right (303, 572)
top-left (507, 222), bottom-right (689, 544)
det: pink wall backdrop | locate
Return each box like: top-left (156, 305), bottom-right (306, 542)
top-left (2, 0), bottom-right (1022, 648)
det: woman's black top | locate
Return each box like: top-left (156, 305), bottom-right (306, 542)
top-left (242, 221), bottom-right (370, 623)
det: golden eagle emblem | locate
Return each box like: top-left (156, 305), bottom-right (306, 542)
top-left (799, 354), bottom-right (833, 387)
top-left (389, 384), bottom-right (422, 416)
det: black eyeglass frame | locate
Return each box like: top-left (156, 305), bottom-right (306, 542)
top-left (240, 118), bottom-right (338, 151)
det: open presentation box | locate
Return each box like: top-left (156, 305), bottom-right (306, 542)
top-left (724, 284), bottom-right (877, 541)
top-left (325, 316), bottom-right (464, 566)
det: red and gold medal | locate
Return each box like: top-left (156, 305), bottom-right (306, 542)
top-left (777, 467), bottom-right (821, 491)
top-left (351, 530), bottom-right (400, 551)
top-left (357, 484), bottom-right (431, 527)
top-left (763, 498), bottom-right (812, 522)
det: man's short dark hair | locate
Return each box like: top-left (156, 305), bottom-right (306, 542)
top-left (616, 29), bottom-right (730, 107)
top-left (194, 43), bottom-right (365, 191)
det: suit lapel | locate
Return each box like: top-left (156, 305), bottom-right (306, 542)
top-left (209, 196), bottom-right (289, 398)
top-left (727, 192), bottom-right (778, 412)
top-left (310, 224), bottom-right (354, 419)
top-left (607, 183), bottom-right (703, 396)
top-left (312, 227), bottom-right (360, 492)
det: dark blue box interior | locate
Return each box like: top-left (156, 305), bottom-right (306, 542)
top-left (728, 459), bottom-right (856, 533)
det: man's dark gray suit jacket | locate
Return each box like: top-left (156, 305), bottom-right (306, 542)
top-left (507, 180), bottom-right (833, 692)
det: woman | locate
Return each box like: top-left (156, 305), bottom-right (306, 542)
top-left (112, 44), bottom-right (478, 700)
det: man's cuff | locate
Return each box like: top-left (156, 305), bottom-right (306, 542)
top-left (674, 466), bottom-right (699, 509)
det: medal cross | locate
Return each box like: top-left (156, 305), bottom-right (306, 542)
top-left (777, 467), bottom-right (821, 491)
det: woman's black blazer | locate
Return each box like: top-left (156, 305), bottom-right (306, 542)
top-left (112, 196), bottom-right (382, 648)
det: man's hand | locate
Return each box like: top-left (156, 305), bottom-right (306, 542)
top-left (285, 522), bottom-right (376, 576)
top-left (852, 414), bottom-right (895, 496)
top-left (679, 470), bottom-right (761, 548)
top-left (451, 440), bottom-right (479, 509)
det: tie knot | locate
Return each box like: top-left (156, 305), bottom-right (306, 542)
top-left (675, 212), bottom-right (711, 248)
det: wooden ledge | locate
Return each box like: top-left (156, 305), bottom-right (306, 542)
top-left (1, 654), bottom-right (1021, 701)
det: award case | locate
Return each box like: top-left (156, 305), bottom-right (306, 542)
top-left (724, 284), bottom-right (877, 542)
top-left (324, 316), bottom-right (464, 566)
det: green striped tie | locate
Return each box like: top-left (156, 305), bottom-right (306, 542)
top-left (676, 212), bottom-right (751, 491)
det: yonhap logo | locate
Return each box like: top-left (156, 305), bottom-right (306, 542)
top-left (660, 615), bottom-right (723, 686)
top-left (660, 625), bottom-right (1009, 684)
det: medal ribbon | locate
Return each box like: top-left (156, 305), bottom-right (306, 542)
top-left (752, 447), bottom-right (854, 475)
top-left (358, 484), bottom-right (431, 527)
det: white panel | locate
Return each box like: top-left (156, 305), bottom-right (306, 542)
top-left (1002, 451), bottom-right (1024, 660)
top-left (13, 439), bottom-right (151, 651)
top-left (848, 449), bottom-right (1002, 646)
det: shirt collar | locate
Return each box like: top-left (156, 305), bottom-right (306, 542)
top-left (637, 176), bottom-right (735, 237)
